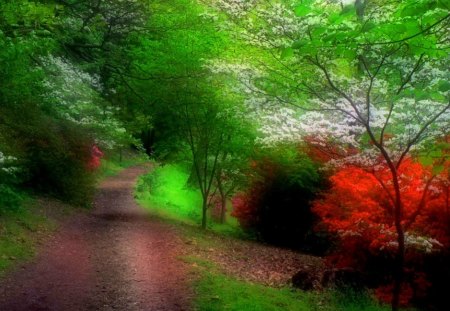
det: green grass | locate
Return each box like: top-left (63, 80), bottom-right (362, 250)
top-left (196, 273), bottom-right (312, 311)
top-left (0, 199), bottom-right (56, 275)
top-left (184, 256), bottom-right (402, 311)
top-left (136, 163), bottom-right (202, 222)
top-left (135, 163), bottom-right (245, 236)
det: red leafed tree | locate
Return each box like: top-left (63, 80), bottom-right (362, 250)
top-left (313, 158), bottom-right (450, 305)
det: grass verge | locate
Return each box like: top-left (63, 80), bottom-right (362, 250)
top-left (183, 256), bottom-right (403, 311)
top-left (0, 198), bottom-right (60, 275)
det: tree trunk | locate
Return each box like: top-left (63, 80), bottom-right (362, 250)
top-left (187, 164), bottom-right (199, 187)
top-left (391, 220), bottom-right (405, 311)
top-left (391, 173), bottom-right (405, 311)
top-left (201, 196), bottom-right (208, 229)
top-left (220, 196), bottom-right (227, 224)
top-left (141, 128), bottom-right (155, 156)
top-left (216, 175), bottom-right (226, 224)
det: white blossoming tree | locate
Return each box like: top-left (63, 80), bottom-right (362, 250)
top-left (41, 55), bottom-right (134, 150)
top-left (208, 0), bottom-right (449, 309)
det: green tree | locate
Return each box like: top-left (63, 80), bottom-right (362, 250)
top-left (210, 1), bottom-right (449, 309)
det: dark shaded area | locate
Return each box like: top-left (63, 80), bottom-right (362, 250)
top-left (232, 154), bottom-right (331, 255)
top-left (413, 250), bottom-right (450, 311)
top-left (1, 105), bottom-right (95, 206)
top-left (255, 176), bottom-right (326, 253)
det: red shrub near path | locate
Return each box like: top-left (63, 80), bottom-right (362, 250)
top-left (312, 158), bottom-right (450, 305)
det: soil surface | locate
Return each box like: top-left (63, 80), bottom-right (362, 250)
top-left (184, 231), bottom-right (324, 288)
top-left (0, 165), bottom-right (192, 311)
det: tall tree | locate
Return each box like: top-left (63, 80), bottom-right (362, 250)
top-left (210, 1), bottom-right (449, 309)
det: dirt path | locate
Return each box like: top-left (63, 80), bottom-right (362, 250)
top-left (0, 165), bottom-right (192, 311)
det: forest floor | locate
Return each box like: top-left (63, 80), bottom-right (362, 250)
top-left (0, 165), bottom-right (193, 311)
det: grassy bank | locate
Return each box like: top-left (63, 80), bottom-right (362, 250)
top-left (184, 256), bottom-right (397, 311)
top-left (0, 198), bottom-right (63, 275)
top-left (135, 163), bottom-right (246, 237)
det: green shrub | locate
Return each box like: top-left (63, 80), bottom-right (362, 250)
top-left (22, 119), bottom-right (95, 206)
top-left (1, 106), bottom-right (96, 206)
top-left (0, 184), bottom-right (23, 214)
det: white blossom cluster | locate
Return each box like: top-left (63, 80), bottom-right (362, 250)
top-left (214, 0), bottom-right (258, 18)
top-left (341, 224), bottom-right (445, 253)
top-left (399, 233), bottom-right (443, 253)
top-left (40, 55), bottom-right (130, 149)
top-left (257, 107), bottom-right (304, 144)
top-left (251, 60), bottom-right (449, 166)
top-left (207, 0), bottom-right (449, 169)
top-left (0, 151), bottom-right (18, 175)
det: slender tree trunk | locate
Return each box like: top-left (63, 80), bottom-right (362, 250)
top-left (187, 164), bottom-right (199, 187)
top-left (373, 151), bottom-right (405, 311)
top-left (220, 196), bottom-right (227, 224)
top-left (216, 175), bottom-right (226, 224)
top-left (201, 195), bottom-right (208, 229)
top-left (392, 214), bottom-right (405, 311)
top-left (390, 172), bottom-right (405, 311)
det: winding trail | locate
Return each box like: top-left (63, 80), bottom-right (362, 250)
top-left (0, 165), bottom-right (192, 311)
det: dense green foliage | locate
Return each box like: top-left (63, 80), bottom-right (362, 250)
top-left (0, 0), bottom-right (146, 209)
top-left (137, 164), bottom-right (203, 222)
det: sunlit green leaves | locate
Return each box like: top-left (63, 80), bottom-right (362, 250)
top-left (399, 0), bottom-right (438, 18)
top-left (294, 5), bottom-right (311, 17)
top-left (280, 47), bottom-right (294, 59)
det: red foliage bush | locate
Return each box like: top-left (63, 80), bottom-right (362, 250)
top-left (231, 159), bottom-right (276, 229)
top-left (313, 158), bottom-right (450, 305)
top-left (88, 144), bottom-right (104, 170)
